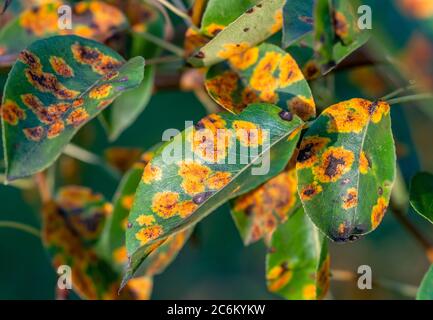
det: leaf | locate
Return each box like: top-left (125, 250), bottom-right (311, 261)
top-left (410, 172), bottom-right (433, 224)
top-left (99, 148), bottom-right (193, 280)
top-left (417, 265), bottom-right (433, 300)
top-left (188, 0), bottom-right (285, 67)
top-left (42, 186), bottom-right (151, 300)
top-left (313, 0), bottom-right (370, 74)
top-left (100, 66), bottom-right (154, 141)
top-left (282, 0), bottom-right (314, 47)
top-left (1, 35), bottom-right (145, 180)
top-left (98, 2), bottom-right (164, 140)
top-left (266, 207), bottom-right (330, 300)
top-left (0, 1), bottom-right (128, 66)
top-left (123, 103), bottom-right (304, 285)
top-left (205, 42), bottom-right (316, 120)
top-left (296, 98), bottom-right (396, 242)
top-left (200, 0), bottom-right (260, 37)
top-left (230, 159), bottom-right (299, 245)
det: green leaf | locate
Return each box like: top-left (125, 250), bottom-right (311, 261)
top-left (200, 0), bottom-right (260, 37)
top-left (282, 0), bottom-right (314, 47)
top-left (417, 265), bottom-right (433, 300)
top-left (0, 1), bottom-right (128, 66)
top-left (266, 207), bottom-right (330, 300)
top-left (123, 103), bottom-right (304, 286)
top-left (1, 35), bottom-right (145, 180)
top-left (42, 186), bottom-right (152, 300)
top-left (296, 98), bottom-right (396, 242)
top-left (410, 172), bottom-right (433, 224)
top-left (188, 0), bottom-right (285, 67)
top-left (313, 0), bottom-right (335, 72)
top-left (205, 43), bottom-right (316, 120)
top-left (231, 163), bottom-right (299, 245)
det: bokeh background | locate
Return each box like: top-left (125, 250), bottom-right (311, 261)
top-left (1, 0), bottom-right (433, 299)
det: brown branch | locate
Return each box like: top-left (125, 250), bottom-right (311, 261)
top-left (34, 172), bottom-right (52, 204)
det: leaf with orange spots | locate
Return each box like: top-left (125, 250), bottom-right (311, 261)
top-left (313, 0), bottom-right (370, 74)
top-left (282, 0), bottom-right (314, 47)
top-left (417, 264), bottom-right (433, 300)
top-left (410, 172), bottom-right (433, 225)
top-left (97, 148), bottom-right (193, 287)
top-left (0, 1), bottom-right (128, 66)
top-left (1, 35), bottom-right (145, 180)
top-left (99, 1), bottom-right (164, 141)
top-left (122, 103), bottom-right (304, 286)
top-left (205, 43), bottom-right (316, 120)
top-left (230, 162), bottom-right (300, 245)
top-left (266, 207), bottom-right (329, 300)
top-left (188, 0), bottom-right (285, 67)
top-left (200, 0), bottom-right (260, 37)
top-left (296, 98), bottom-right (396, 242)
top-left (42, 186), bottom-right (150, 300)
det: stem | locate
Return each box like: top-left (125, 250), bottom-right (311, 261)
top-left (153, 0), bottom-right (197, 30)
top-left (380, 83), bottom-right (418, 101)
top-left (34, 172), bottom-right (52, 204)
top-left (63, 144), bottom-right (120, 180)
top-left (194, 88), bottom-right (221, 114)
top-left (0, 221), bottom-right (41, 238)
top-left (331, 269), bottom-right (418, 298)
top-left (135, 31), bottom-right (185, 57)
top-left (387, 93), bottom-right (433, 106)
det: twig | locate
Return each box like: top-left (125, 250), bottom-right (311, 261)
top-left (34, 172), bottom-right (52, 204)
top-left (387, 93), bottom-right (433, 106)
top-left (152, 0), bottom-right (198, 31)
top-left (331, 269), bottom-right (418, 298)
top-left (63, 144), bottom-right (120, 180)
top-left (135, 31), bottom-right (185, 57)
top-left (0, 221), bottom-right (41, 238)
top-left (380, 82), bottom-right (418, 101)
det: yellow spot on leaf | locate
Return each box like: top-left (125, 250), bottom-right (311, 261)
top-left (178, 160), bottom-right (211, 195)
top-left (177, 200), bottom-right (198, 218)
top-left (66, 108), bottom-right (89, 127)
top-left (300, 181), bottom-right (323, 201)
top-left (113, 246), bottom-right (128, 264)
top-left (49, 56), bottom-right (74, 77)
top-left (359, 151), bottom-right (370, 174)
top-left (278, 54), bottom-right (304, 87)
top-left (151, 192), bottom-right (179, 219)
top-left (135, 225), bottom-right (163, 245)
top-left (206, 171), bottom-right (232, 190)
top-left (136, 214), bottom-right (156, 226)
top-left (371, 196), bottom-right (388, 229)
top-left (288, 96), bottom-right (316, 121)
top-left (296, 136), bottom-right (330, 169)
top-left (1, 100), bottom-right (26, 125)
top-left (121, 195), bottom-right (134, 210)
top-left (232, 120), bottom-right (266, 147)
top-left (302, 284), bottom-right (317, 300)
top-left (342, 188), bottom-right (358, 210)
top-left (89, 84), bottom-right (112, 99)
top-left (313, 147), bottom-right (355, 183)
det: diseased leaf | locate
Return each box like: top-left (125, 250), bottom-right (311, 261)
top-left (123, 103), bottom-right (304, 285)
top-left (410, 172), bottom-right (433, 224)
top-left (297, 98), bottom-right (396, 242)
top-left (200, 0), bottom-right (260, 37)
top-left (313, 0), bottom-right (370, 74)
top-left (205, 43), bottom-right (315, 120)
top-left (282, 0), bottom-right (314, 47)
top-left (98, 1), bottom-right (163, 140)
top-left (230, 159), bottom-right (299, 245)
top-left (0, 1), bottom-right (128, 66)
top-left (417, 265), bottom-right (433, 300)
top-left (266, 207), bottom-right (330, 300)
top-left (42, 186), bottom-right (151, 300)
top-left (188, 0), bottom-right (285, 67)
top-left (100, 66), bottom-right (154, 141)
top-left (1, 35), bottom-right (144, 180)
top-left (99, 148), bottom-right (192, 281)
